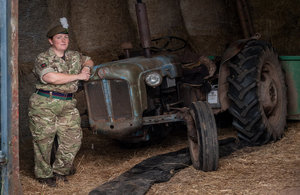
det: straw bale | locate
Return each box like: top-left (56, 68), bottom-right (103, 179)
top-left (249, 0), bottom-right (300, 55)
top-left (179, 0), bottom-right (241, 56)
top-left (70, 0), bottom-right (138, 63)
top-left (127, 0), bottom-right (188, 40)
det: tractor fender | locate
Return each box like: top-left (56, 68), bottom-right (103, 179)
top-left (218, 33), bottom-right (261, 112)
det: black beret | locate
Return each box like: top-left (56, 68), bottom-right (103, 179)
top-left (47, 25), bottom-right (68, 38)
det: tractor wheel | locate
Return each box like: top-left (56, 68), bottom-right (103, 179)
top-left (187, 101), bottom-right (219, 171)
top-left (227, 40), bottom-right (287, 145)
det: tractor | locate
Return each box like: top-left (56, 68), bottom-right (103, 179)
top-left (83, 0), bottom-right (287, 171)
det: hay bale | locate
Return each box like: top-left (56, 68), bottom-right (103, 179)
top-left (19, 0), bottom-right (50, 64)
top-left (127, 0), bottom-right (189, 42)
top-left (249, 0), bottom-right (300, 55)
top-left (70, 0), bottom-right (137, 63)
top-left (179, 0), bottom-right (241, 56)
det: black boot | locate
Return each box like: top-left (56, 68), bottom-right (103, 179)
top-left (68, 166), bottom-right (76, 176)
top-left (54, 173), bottom-right (68, 183)
top-left (38, 177), bottom-right (57, 187)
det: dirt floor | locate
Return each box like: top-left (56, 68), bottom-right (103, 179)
top-left (20, 121), bottom-right (300, 195)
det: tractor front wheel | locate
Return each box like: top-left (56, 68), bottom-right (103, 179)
top-left (187, 101), bottom-right (219, 171)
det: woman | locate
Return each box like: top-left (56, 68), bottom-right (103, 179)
top-left (28, 17), bottom-right (94, 187)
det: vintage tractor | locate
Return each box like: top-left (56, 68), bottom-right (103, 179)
top-left (83, 1), bottom-right (287, 171)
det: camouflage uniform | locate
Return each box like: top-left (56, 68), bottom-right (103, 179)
top-left (28, 47), bottom-right (91, 179)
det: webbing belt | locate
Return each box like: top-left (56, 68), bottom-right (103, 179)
top-left (36, 89), bottom-right (73, 100)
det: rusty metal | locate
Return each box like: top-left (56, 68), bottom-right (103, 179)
top-left (185, 110), bottom-right (197, 157)
top-left (85, 55), bottom-right (180, 139)
top-left (142, 113), bottom-right (184, 125)
top-left (125, 50), bottom-right (130, 58)
top-left (236, 0), bottom-right (255, 38)
top-left (110, 80), bottom-right (132, 119)
top-left (236, 0), bottom-right (250, 38)
top-left (242, 0), bottom-right (254, 36)
top-left (86, 79), bottom-right (132, 123)
top-left (0, 0), bottom-right (22, 194)
top-left (185, 116), bottom-right (195, 140)
top-left (180, 84), bottom-right (206, 108)
top-left (199, 56), bottom-right (216, 79)
top-left (85, 81), bottom-right (108, 121)
top-left (121, 42), bottom-right (133, 58)
top-left (260, 64), bottom-right (278, 116)
top-left (182, 56), bottom-right (216, 79)
top-left (135, 1), bottom-right (152, 58)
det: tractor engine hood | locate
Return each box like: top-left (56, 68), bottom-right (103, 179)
top-left (90, 55), bottom-right (181, 81)
top-left (85, 55), bottom-right (181, 138)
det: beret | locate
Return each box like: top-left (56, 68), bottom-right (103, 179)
top-left (46, 25), bottom-right (68, 38)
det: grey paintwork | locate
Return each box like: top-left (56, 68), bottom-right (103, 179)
top-left (85, 55), bottom-right (182, 138)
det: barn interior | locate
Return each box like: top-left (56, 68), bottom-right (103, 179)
top-left (19, 0), bottom-right (299, 136)
top-left (4, 0), bottom-right (300, 194)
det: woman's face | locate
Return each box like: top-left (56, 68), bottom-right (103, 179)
top-left (48, 33), bottom-right (69, 52)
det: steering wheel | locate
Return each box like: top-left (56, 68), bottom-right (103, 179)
top-left (151, 36), bottom-right (187, 52)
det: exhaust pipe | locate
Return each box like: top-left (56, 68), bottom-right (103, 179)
top-left (236, 0), bottom-right (254, 38)
top-left (135, 0), bottom-right (151, 58)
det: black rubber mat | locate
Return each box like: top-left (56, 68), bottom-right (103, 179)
top-left (89, 137), bottom-right (243, 195)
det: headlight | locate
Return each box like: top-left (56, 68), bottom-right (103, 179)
top-left (145, 72), bottom-right (162, 87)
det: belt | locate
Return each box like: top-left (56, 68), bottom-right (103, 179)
top-left (36, 89), bottom-right (73, 100)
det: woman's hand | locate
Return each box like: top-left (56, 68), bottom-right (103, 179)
top-left (81, 66), bottom-right (91, 74)
top-left (78, 69), bottom-right (91, 81)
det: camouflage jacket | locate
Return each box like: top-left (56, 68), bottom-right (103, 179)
top-left (33, 47), bottom-right (91, 93)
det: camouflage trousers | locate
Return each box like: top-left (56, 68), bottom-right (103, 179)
top-left (28, 93), bottom-right (82, 179)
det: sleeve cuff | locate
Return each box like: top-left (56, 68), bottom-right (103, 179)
top-left (83, 56), bottom-right (91, 64)
top-left (39, 67), bottom-right (56, 84)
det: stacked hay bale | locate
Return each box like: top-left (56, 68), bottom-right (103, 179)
top-left (249, 0), bottom-right (299, 55)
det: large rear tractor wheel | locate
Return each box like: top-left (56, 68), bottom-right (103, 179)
top-left (227, 40), bottom-right (287, 145)
top-left (187, 101), bottom-right (219, 171)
